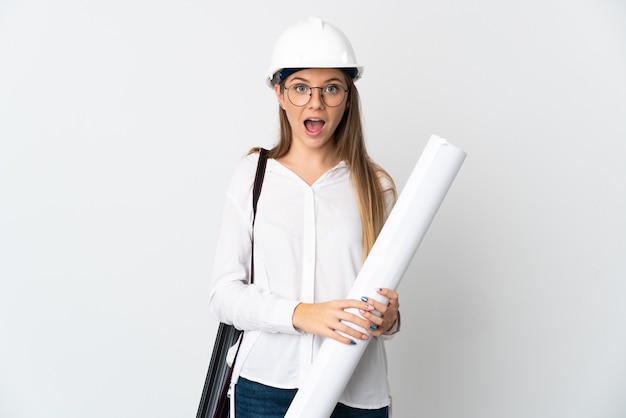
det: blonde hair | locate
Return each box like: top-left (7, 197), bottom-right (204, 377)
top-left (250, 74), bottom-right (396, 259)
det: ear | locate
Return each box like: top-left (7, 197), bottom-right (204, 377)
top-left (274, 84), bottom-right (285, 109)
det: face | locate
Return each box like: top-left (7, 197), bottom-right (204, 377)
top-left (274, 68), bottom-right (349, 153)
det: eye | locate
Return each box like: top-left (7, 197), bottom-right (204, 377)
top-left (324, 85), bottom-right (340, 94)
top-left (294, 84), bottom-right (309, 94)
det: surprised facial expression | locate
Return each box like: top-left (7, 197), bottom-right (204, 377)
top-left (275, 68), bottom-right (350, 152)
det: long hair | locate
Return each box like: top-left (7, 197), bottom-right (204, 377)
top-left (250, 74), bottom-right (396, 259)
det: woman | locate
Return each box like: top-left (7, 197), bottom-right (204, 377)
top-left (209, 17), bottom-right (400, 418)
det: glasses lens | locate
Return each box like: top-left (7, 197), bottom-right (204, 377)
top-left (286, 85), bottom-right (347, 107)
top-left (321, 85), bottom-right (346, 107)
top-left (287, 85), bottom-right (311, 106)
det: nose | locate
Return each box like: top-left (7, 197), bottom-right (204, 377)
top-left (308, 87), bottom-right (325, 108)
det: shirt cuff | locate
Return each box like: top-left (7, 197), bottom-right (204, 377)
top-left (270, 299), bottom-right (303, 335)
top-left (380, 310), bottom-right (401, 340)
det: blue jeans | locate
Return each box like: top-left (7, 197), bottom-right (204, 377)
top-left (235, 377), bottom-right (389, 418)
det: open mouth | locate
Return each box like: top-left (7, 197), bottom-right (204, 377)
top-left (304, 118), bottom-right (325, 135)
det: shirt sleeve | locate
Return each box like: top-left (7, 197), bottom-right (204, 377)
top-left (379, 311), bottom-right (401, 340)
top-left (208, 155), bottom-right (301, 335)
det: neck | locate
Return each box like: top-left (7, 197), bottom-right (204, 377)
top-left (277, 141), bottom-right (340, 186)
top-left (282, 141), bottom-right (339, 169)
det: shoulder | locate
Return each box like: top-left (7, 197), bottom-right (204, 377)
top-left (374, 166), bottom-right (396, 195)
top-left (377, 171), bottom-right (395, 192)
top-left (375, 167), bottom-right (397, 216)
top-left (232, 152), bottom-right (261, 179)
top-left (226, 151), bottom-right (263, 202)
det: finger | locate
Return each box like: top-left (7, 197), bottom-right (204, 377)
top-left (339, 298), bottom-right (375, 311)
top-left (373, 288), bottom-right (400, 312)
top-left (331, 320), bottom-right (370, 344)
top-left (358, 309), bottom-right (384, 332)
top-left (338, 321), bottom-right (370, 341)
top-left (357, 314), bottom-right (384, 337)
top-left (359, 308), bottom-right (384, 324)
top-left (368, 325), bottom-right (384, 337)
top-left (339, 312), bottom-right (373, 335)
top-left (360, 297), bottom-right (388, 317)
top-left (360, 300), bottom-right (398, 334)
top-left (359, 296), bottom-right (385, 315)
top-left (327, 329), bottom-right (359, 346)
top-left (316, 313), bottom-right (362, 345)
top-left (376, 287), bottom-right (399, 302)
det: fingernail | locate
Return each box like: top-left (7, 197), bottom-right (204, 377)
top-left (361, 334), bottom-right (369, 340)
top-left (361, 296), bottom-right (368, 302)
top-left (377, 288), bottom-right (383, 293)
top-left (369, 324), bottom-right (378, 331)
top-left (350, 340), bottom-right (357, 345)
top-left (365, 304), bottom-right (374, 310)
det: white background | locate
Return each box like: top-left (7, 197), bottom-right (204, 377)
top-left (1, 1), bottom-right (625, 417)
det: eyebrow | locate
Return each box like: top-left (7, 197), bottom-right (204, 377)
top-left (289, 76), bottom-right (346, 85)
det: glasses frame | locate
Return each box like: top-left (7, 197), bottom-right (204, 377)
top-left (283, 84), bottom-right (350, 108)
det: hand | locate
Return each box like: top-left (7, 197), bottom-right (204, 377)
top-left (292, 299), bottom-right (375, 345)
top-left (359, 288), bottom-right (400, 337)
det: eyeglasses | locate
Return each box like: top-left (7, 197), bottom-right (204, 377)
top-left (283, 83), bottom-right (349, 107)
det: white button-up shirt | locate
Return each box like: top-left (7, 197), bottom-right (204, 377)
top-left (209, 152), bottom-right (396, 409)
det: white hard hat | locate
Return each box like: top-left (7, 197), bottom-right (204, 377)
top-left (265, 17), bottom-right (363, 88)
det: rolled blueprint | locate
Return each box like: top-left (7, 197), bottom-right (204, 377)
top-left (285, 135), bottom-right (466, 418)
